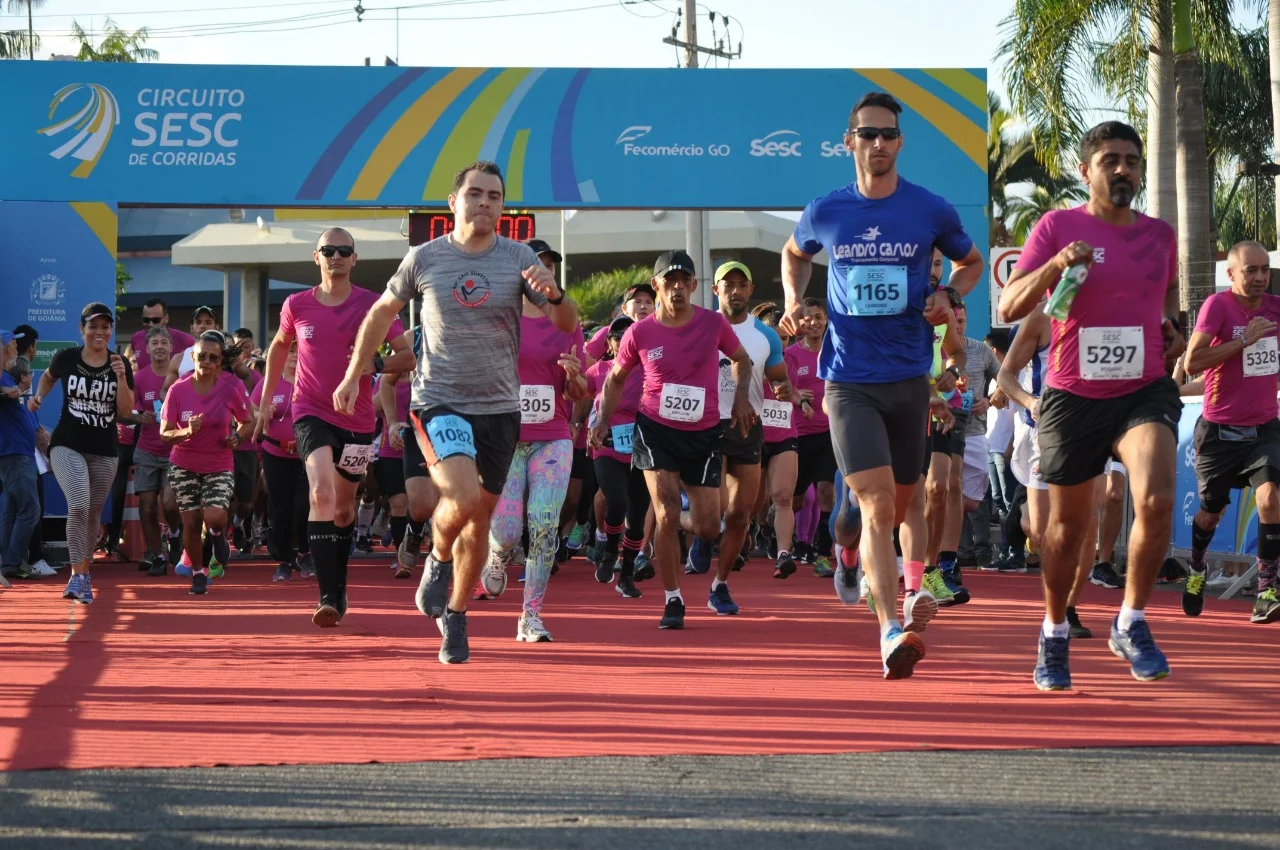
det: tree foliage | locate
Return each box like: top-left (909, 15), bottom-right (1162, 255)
top-left (70, 18), bottom-right (159, 63)
top-left (567, 266), bottom-right (650, 325)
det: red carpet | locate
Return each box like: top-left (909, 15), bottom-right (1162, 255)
top-left (1, 555), bottom-right (1277, 771)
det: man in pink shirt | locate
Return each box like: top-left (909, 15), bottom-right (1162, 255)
top-left (1181, 240), bottom-right (1280, 625)
top-left (592, 250), bottom-right (753, 630)
top-left (1001, 121), bottom-right (1184, 691)
top-left (132, 298), bottom-right (195, 370)
top-left (127, 326), bottom-right (180, 576)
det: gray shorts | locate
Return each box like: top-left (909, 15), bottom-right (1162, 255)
top-left (826, 376), bottom-right (931, 486)
top-left (133, 447), bottom-right (170, 494)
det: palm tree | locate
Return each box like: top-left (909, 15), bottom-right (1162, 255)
top-left (1146, 0), bottom-right (1177, 225)
top-left (0, 29), bottom-right (32, 58)
top-left (7, 0), bottom-right (45, 60)
top-left (1173, 0), bottom-right (1215, 314)
top-left (1269, 0), bottom-right (1280, 248)
top-left (988, 91), bottom-right (1054, 245)
top-left (1005, 182), bottom-right (1091, 244)
top-left (567, 266), bottom-right (650, 324)
top-left (70, 18), bottom-right (158, 63)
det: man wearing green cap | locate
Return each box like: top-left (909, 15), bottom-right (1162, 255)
top-left (684, 261), bottom-right (795, 616)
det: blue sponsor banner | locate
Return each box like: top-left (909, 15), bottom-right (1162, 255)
top-left (1172, 400), bottom-right (1259, 556)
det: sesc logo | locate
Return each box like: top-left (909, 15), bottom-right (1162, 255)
top-left (616, 126), bottom-right (652, 145)
top-left (40, 83), bottom-right (120, 179)
top-left (750, 129), bottom-right (801, 158)
top-left (820, 139), bottom-right (852, 158)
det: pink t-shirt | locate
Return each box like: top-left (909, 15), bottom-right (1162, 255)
top-left (133, 364), bottom-right (171, 458)
top-left (585, 358), bottom-right (644, 464)
top-left (517, 315), bottom-right (585, 444)
top-left (251, 376), bottom-right (297, 459)
top-left (235, 371), bottom-right (262, 453)
top-left (279, 286), bottom-right (404, 434)
top-left (1196, 290), bottom-right (1280, 426)
top-left (787, 341), bottom-right (828, 436)
top-left (1015, 206), bottom-right (1176, 399)
top-left (584, 326), bottom-right (610, 362)
top-left (132, 327), bottom-right (195, 369)
top-left (376, 376), bottom-right (412, 460)
top-left (614, 307), bottom-right (742, 432)
top-left (763, 349), bottom-right (801, 443)
top-left (162, 372), bottom-right (251, 475)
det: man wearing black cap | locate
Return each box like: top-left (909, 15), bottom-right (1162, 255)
top-left (592, 250), bottom-right (753, 629)
top-left (163, 305), bottom-right (220, 393)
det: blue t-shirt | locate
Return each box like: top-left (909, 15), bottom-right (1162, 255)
top-left (793, 178), bottom-right (974, 384)
top-left (0, 372), bottom-right (36, 458)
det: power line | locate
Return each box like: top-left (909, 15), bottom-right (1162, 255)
top-left (25, 0), bottom-right (517, 19)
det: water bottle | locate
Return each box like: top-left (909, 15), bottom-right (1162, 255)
top-left (1044, 264), bottom-right (1089, 321)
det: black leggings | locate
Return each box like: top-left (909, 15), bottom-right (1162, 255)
top-left (262, 451), bottom-right (310, 561)
top-left (108, 442), bottom-right (135, 549)
top-left (593, 455), bottom-right (650, 543)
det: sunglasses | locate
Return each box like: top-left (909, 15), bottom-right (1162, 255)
top-left (318, 245), bottom-right (355, 258)
top-left (195, 351), bottom-right (222, 363)
top-left (140, 316), bottom-right (164, 325)
top-left (850, 126), bottom-right (901, 141)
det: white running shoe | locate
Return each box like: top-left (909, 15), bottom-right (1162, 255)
top-left (477, 549), bottom-right (508, 599)
top-left (903, 589), bottom-right (938, 634)
top-left (1206, 568), bottom-right (1235, 589)
top-left (516, 611), bottom-right (553, 642)
top-left (29, 559), bottom-right (57, 577)
top-left (833, 545), bottom-right (862, 606)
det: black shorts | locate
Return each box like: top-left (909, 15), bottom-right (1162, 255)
top-left (721, 418), bottom-right (764, 466)
top-left (763, 437), bottom-right (798, 468)
top-left (826, 376), bottom-right (931, 486)
top-left (375, 455), bottom-right (407, 497)
top-left (410, 406), bottom-right (521, 496)
top-left (233, 450), bottom-right (258, 503)
top-left (632, 412), bottom-right (723, 488)
top-left (293, 415), bottom-right (376, 484)
top-left (930, 411), bottom-right (969, 457)
top-left (795, 431), bottom-right (838, 492)
top-left (571, 447), bottom-right (592, 480)
top-left (1037, 377), bottom-right (1182, 486)
top-left (1194, 417), bottom-right (1280, 514)
top-left (401, 424), bottom-right (429, 481)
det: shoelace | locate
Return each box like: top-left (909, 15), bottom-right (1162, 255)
top-left (1041, 635), bottom-right (1069, 666)
top-left (1186, 572), bottom-right (1205, 595)
top-left (712, 585), bottom-right (732, 603)
top-left (1121, 618), bottom-right (1158, 652)
top-left (444, 612), bottom-right (468, 643)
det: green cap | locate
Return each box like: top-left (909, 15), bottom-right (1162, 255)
top-left (714, 260), bottom-right (752, 282)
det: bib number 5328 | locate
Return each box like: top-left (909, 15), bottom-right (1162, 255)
top-left (1243, 336), bottom-right (1279, 377)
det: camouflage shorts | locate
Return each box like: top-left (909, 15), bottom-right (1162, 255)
top-left (169, 465), bottom-right (234, 513)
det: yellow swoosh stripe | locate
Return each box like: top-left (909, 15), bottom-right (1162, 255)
top-left (506, 128), bottom-right (530, 202)
top-left (69, 202), bottom-right (118, 259)
top-left (348, 67), bottom-right (486, 201)
top-left (858, 69), bottom-right (985, 168)
top-left (922, 69), bottom-right (987, 110)
top-left (423, 69), bottom-right (529, 200)
top-left (70, 96), bottom-right (109, 180)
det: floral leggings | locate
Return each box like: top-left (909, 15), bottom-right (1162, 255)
top-left (489, 439), bottom-right (572, 616)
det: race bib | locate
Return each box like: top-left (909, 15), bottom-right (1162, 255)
top-left (611, 422), bottom-right (634, 454)
top-left (519, 384), bottom-right (556, 425)
top-left (425, 414), bottom-right (477, 460)
top-left (846, 265), bottom-right (907, 317)
top-left (761, 399), bottom-right (792, 430)
top-left (1243, 336), bottom-right (1279, 377)
top-left (337, 443), bottom-right (372, 476)
top-left (151, 399), bottom-right (162, 416)
top-left (959, 390), bottom-right (974, 413)
top-left (659, 383), bottom-right (706, 423)
top-left (1078, 326), bottom-right (1143, 380)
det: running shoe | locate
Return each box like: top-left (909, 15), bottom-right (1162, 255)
top-left (997, 555), bottom-right (1028, 573)
top-left (29, 559), bottom-right (57, 577)
top-left (372, 511), bottom-right (390, 539)
top-left (1090, 562), bottom-right (1123, 589)
top-left (138, 553), bottom-right (154, 572)
top-left (595, 552), bottom-right (617, 584)
top-left (3, 564), bottom-right (38, 580)
top-left (1066, 606), bottom-right (1093, 639)
top-left (396, 530), bottom-right (422, 579)
top-left (1108, 617), bottom-right (1170, 681)
top-left (190, 572), bottom-right (209, 596)
top-left (417, 554), bottom-right (452, 619)
top-left (707, 583), bottom-right (739, 615)
top-left (633, 552), bottom-right (655, 582)
top-left (1157, 557), bottom-right (1186, 584)
top-left (941, 569), bottom-right (971, 605)
top-left (63, 573), bottom-right (92, 603)
top-left (438, 608), bottom-right (470, 663)
top-left (566, 524), bottom-right (589, 551)
top-left (337, 589), bottom-right (349, 621)
top-left (210, 532), bottom-right (231, 569)
top-left (773, 551), bottom-right (797, 580)
top-left (1182, 569), bottom-right (1206, 617)
top-left (175, 550), bottom-right (193, 578)
top-left (296, 552), bottom-right (316, 580)
top-left (860, 571), bottom-right (876, 615)
top-left (921, 568), bottom-right (956, 607)
top-left (148, 558), bottom-right (168, 577)
top-left (881, 627), bottom-right (925, 680)
top-left (478, 550), bottom-right (508, 599)
top-left (732, 554), bottom-right (746, 572)
top-left (811, 555), bottom-right (834, 579)
top-left (166, 534), bottom-right (183, 567)
top-left (516, 611), bottom-right (553, 642)
top-left (272, 563), bottom-right (292, 582)
top-left (354, 535), bottom-right (375, 556)
top-left (1251, 588), bottom-right (1280, 624)
top-left (510, 545), bottom-right (526, 567)
top-left (833, 552), bottom-right (861, 606)
top-left (313, 598), bottom-right (341, 628)
top-left (555, 540), bottom-right (571, 564)
top-left (616, 576), bottom-right (642, 598)
top-left (1206, 568), bottom-right (1235, 589)
top-left (1033, 632), bottom-right (1071, 691)
top-left (233, 524), bottom-right (250, 554)
top-left (209, 559), bottom-right (225, 580)
top-left (659, 597), bottom-right (686, 629)
top-left (684, 537), bottom-right (712, 575)
top-left (903, 589), bottom-right (937, 634)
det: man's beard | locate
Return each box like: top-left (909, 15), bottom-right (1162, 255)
top-left (1109, 179), bottom-right (1135, 207)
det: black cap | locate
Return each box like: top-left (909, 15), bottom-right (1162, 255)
top-left (80, 302), bottom-right (115, 325)
top-left (526, 239), bottom-right (563, 263)
top-left (624, 282), bottom-right (656, 303)
top-left (653, 249), bottom-right (695, 280)
top-left (608, 315), bottom-right (635, 337)
top-left (192, 305), bottom-right (218, 324)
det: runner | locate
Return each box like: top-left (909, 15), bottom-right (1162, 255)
top-left (1000, 120), bottom-right (1183, 690)
top-left (132, 298), bottom-right (195, 370)
top-left (0, 329), bottom-right (39, 587)
top-left (371, 370), bottom-right (412, 563)
top-left (28, 303), bottom-right (135, 604)
top-left (128, 327), bottom-right (180, 576)
top-left (380, 337), bottom-right (440, 581)
top-left (593, 249), bottom-right (754, 629)
top-left (162, 306), bottom-right (220, 393)
top-left (758, 322), bottom-right (803, 578)
top-left (260, 227), bottom-right (408, 628)
top-left (788, 298), bottom-right (838, 573)
top-left (479, 296), bottom-right (587, 641)
top-left (583, 282), bottom-right (657, 362)
top-left (778, 91), bottom-right (983, 678)
top-left (339, 161), bottom-right (577, 663)
top-left (160, 331), bottom-right (254, 595)
top-left (585, 315), bottom-right (651, 598)
top-left (253, 340), bottom-right (312, 582)
top-left (1180, 240), bottom-right (1280, 624)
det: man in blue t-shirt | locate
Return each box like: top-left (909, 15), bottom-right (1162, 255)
top-left (779, 91), bottom-right (983, 680)
top-left (0, 329), bottom-right (40, 583)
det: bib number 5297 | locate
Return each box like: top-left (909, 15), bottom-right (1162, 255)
top-left (1079, 326), bottom-right (1143, 381)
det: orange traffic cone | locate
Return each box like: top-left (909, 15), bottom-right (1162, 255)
top-left (118, 468), bottom-right (146, 562)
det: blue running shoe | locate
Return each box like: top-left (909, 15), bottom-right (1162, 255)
top-left (941, 569), bottom-right (970, 605)
top-left (416, 554), bottom-right (452, 619)
top-left (707, 583), bottom-right (739, 615)
top-left (1108, 617), bottom-right (1170, 682)
top-left (63, 573), bottom-right (93, 605)
top-left (881, 627), bottom-right (925, 680)
top-left (175, 550), bottom-right (193, 577)
top-left (1033, 632), bottom-right (1071, 691)
top-left (684, 536), bottom-right (712, 575)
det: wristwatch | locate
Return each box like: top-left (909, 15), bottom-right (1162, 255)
top-left (946, 365), bottom-right (962, 379)
top-left (546, 291), bottom-right (565, 305)
top-left (372, 354), bottom-right (385, 374)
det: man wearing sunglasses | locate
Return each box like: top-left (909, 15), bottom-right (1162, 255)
top-left (260, 228), bottom-right (409, 629)
top-left (132, 298), bottom-right (195, 370)
top-left (778, 90), bottom-right (983, 680)
top-left (163, 306), bottom-right (221, 394)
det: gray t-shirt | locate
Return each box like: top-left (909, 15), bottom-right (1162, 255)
top-left (387, 235), bottom-right (548, 415)
top-left (964, 336), bottom-right (1001, 436)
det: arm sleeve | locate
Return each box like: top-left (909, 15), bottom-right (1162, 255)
top-left (249, 379), bottom-right (264, 406)
top-left (792, 199), bottom-right (824, 256)
top-left (278, 296), bottom-right (296, 337)
top-left (760, 319), bottom-right (785, 368)
top-left (716, 314), bottom-right (741, 357)
top-left (231, 381), bottom-right (251, 422)
top-left (386, 249), bottom-right (423, 303)
top-left (384, 315), bottom-right (406, 345)
top-left (1014, 210), bottom-right (1059, 273)
top-left (614, 326), bottom-right (640, 372)
top-left (1193, 295), bottom-right (1223, 336)
top-left (159, 386), bottom-right (176, 426)
top-left (935, 199), bottom-right (974, 262)
top-left (47, 347), bottom-right (71, 380)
